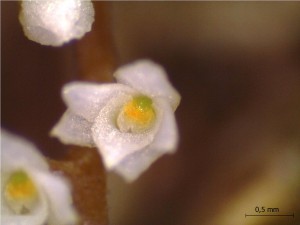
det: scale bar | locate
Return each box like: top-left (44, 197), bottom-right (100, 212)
top-left (245, 213), bottom-right (294, 218)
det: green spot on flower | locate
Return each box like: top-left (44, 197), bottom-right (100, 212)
top-left (132, 95), bottom-right (153, 111)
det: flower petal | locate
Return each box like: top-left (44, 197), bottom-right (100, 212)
top-left (91, 93), bottom-right (162, 169)
top-left (112, 99), bottom-right (179, 182)
top-left (50, 110), bottom-right (94, 147)
top-left (112, 147), bottom-right (162, 182)
top-left (148, 98), bottom-right (179, 153)
top-left (62, 82), bottom-right (135, 122)
top-left (1, 130), bottom-right (49, 173)
top-left (34, 172), bottom-right (78, 225)
top-left (114, 60), bottom-right (181, 110)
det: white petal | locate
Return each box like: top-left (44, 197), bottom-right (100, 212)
top-left (1, 130), bottom-right (49, 173)
top-left (148, 98), bottom-right (179, 153)
top-left (112, 99), bottom-right (179, 182)
top-left (34, 172), bottom-right (78, 225)
top-left (50, 110), bottom-right (94, 147)
top-left (114, 60), bottom-right (181, 110)
top-left (62, 82), bottom-right (135, 122)
top-left (112, 147), bottom-right (162, 182)
top-left (91, 93), bottom-right (162, 169)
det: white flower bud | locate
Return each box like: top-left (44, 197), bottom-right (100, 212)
top-left (19, 0), bottom-right (95, 46)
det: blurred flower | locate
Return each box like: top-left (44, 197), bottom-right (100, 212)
top-left (19, 0), bottom-right (94, 46)
top-left (51, 60), bottom-right (181, 182)
top-left (1, 129), bottom-right (78, 225)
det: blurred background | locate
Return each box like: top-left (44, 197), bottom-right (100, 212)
top-left (2, 2), bottom-right (300, 225)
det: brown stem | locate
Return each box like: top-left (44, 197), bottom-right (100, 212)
top-left (76, 2), bottom-right (116, 82)
top-left (50, 2), bottom-right (116, 225)
top-left (48, 147), bottom-right (108, 225)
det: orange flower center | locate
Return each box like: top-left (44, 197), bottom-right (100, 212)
top-left (117, 95), bottom-right (156, 133)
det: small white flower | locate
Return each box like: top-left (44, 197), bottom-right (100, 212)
top-left (1, 129), bottom-right (78, 225)
top-left (19, 0), bottom-right (95, 46)
top-left (51, 60), bottom-right (181, 182)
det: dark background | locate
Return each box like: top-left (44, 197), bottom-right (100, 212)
top-left (2, 2), bottom-right (300, 225)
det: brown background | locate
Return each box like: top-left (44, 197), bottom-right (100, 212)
top-left (2, 2), bottom-right (300, 225)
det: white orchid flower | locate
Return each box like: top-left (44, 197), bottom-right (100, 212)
top-left (51, 60), bottom-right (181, 182)
top-left (19, 0), bottom-right (94, 46)
top-left (1, 129), bottom-right (78, 225)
